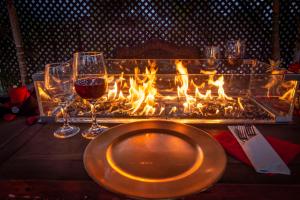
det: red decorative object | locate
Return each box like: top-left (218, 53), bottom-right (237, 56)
top-left (214, 131), bottom-right (300, 166)
top-left (8, 86), bottom-right (30, 106)
top-left (1, 86), bottom-right (38, 123)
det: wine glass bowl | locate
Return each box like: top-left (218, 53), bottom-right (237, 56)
top-left (73, 52), bottom-right (108, 139)
top-left (225, 40), bottom-right (245, 67)
top-left (44, 62), bottom-right (80, 138)
top-left (74, 77), bottom-right (107, 100)
top-left (205, 45), bottom-right (220, 69)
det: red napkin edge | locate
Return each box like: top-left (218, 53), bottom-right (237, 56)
top-left (214, 131), bottom-right (300, 167)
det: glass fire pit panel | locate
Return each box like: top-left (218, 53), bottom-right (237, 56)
top-left (33, 59), bottom-right (298, 124)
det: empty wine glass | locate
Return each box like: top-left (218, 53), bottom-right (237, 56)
top-left (205, 45), bottom-right (220, 69)
top-left (225, 39), bottom-right (245, 66)
top-left (73, 51), bottom-right (108, 139)
top-left (44, 62), bottom-right (80, 138)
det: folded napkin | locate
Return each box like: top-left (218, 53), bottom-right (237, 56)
top-left (214, 131), bottom-right (300, 168)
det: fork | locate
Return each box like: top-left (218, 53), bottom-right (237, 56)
top-left (234, 126), bottom-right (248, 142)
top-left (245, 125), bottom-right (257, 137)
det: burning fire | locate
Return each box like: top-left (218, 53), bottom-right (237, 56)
top-left (105, 60), bottom-right (158, 116)
top-left (263, 71), bottom-right (297, 102)
top-left (127, 61), bottom-right (158, 115)
top-left (37, 84), bottom-right (51, 101)
top-left (175, 60), bottom-right (234, 114)
top-left (40, 59), bottom-right (298, 122)
top-left (279, 81), bottom-right (297, 102)
top-left (102, 60), bottom-right (245, 117)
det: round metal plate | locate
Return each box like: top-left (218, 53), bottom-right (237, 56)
top-left (84, 120), bottom-right (227, 199)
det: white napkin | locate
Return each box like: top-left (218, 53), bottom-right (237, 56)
top-left (228, 126), bottom-right (290, 175)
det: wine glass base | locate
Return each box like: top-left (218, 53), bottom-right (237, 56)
top-left (81, 125), bottom-right (108, 140)
top-left (54, 125), bottom-right (80, 139)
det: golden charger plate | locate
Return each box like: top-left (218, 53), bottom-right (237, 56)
top-left (84, 120), bottom-right (227, 199)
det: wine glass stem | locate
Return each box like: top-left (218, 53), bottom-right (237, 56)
top-left (61, 106), bottom-right (69, 128)
top-left (90, 102), bottom-right (98, 128)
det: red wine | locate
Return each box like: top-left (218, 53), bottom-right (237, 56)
top-left (75, 78), bottom-right (106, 99)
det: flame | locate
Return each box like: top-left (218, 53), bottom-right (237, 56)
top-left (208, 76), bottom-right (233, 101)
top-left (175, 60), bottom-right (233, 114)
top-left (169, 106), bottom-right (177, 114)
top-left (196, 103), bottom-right (204, 114)
top-left (38, 86), bottom-right (51, 100)
top-left (224, 105), bottom-right (233, 115)
top-left (102, 60), bottom-right (237, 117)
top-left (200, 70), bottom-right (217, 75)
top-left (198, 67), bottom-right (232, 102)
top-left (175, 60), bottom-right (189, 98)
top-left (175, 61), bottom-right (198, 113)
top-left (107, 61), bottom-right (158, 116)
top-left (195, 88), bottom-right (212, 100)
top-left (237, 97), bottom-right (245, 110)
top-left (108, 82), bottom-right (118, 100)
top-left (264, 69), bottom-right (287, 98)
top-left (82, 99), bottom-right (90, 106)
top-left (264, 73), bottom-right (297, 101)
top-left (117, 90), bottom-right (126, 101)
top-left (263, 76), bottom-right (278, 97)
top-left (158, 106), bottom-right (165, 115)
top-left (191, 80), bottom-right (205, 89)
top-left (279, 81), bottom-right (297, 102)
top-left (162, 96), bottom-right (177, 101)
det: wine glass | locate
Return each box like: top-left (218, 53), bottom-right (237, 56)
top-left (44, 62), bottom-right (80, 138)
top-left (73, 51), bottom-right (108, 139)
top-left (205, 45), bottom-right (220, 69)
top-left (225, 39), bottom-right (245, 66)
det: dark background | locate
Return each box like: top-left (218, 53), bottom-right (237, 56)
top-left (0, 0), bottom-right (299, 91)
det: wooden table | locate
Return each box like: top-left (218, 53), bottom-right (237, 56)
top-left (0, 118), bottom-right (300, 199)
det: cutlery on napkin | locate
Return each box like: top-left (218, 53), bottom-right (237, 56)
top-left (228, 126), bottom-right (291, 175)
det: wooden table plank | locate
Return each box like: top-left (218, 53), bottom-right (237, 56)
top-left (0, 118), bottom-right (29, 148)
top-left (0, 122), bottom-right (90, 180)
top-left (0, 119), bottom-right (44, 164)
top-left (0, 180), bottom-right (299, 200)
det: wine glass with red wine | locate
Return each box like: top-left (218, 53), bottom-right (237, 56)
top-left (44, 62), bottom-right (80, 138)
top-left (73, 52), bottom-right (108, 139)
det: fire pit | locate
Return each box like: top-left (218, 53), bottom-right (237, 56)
top-left (33, 59), bottom-right (299, 124)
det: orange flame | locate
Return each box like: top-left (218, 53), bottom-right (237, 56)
top-left (208, 76), bottom-right (233, 101)
top-left (104, 60), bottom-right (235, 116)
top-left (237, 97), bottom-right (245, 110)
top-left (279, 81), bottom-right (297, 102)
top-left (38, 86), bottom-right (51, 100)
top-left (107, 61), bottom-right (158, 116)
top-left (169, 106), bottom-right (177, 114)
top-left (175, 60), bottom-right (233, 114)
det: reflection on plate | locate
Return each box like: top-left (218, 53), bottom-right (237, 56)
top-left (84, 120), bottom-right (226, 199)
top-left (106, 130), bottom-right (203, 183)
